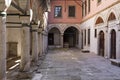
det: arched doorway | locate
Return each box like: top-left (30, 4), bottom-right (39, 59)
top-left (48, 27), bottom-right (61, 46)
top-left (110, 29), bottom-right (116, 59)
top-left (63, 27), bottom-right (79, 48)
top-left (98, 31), bottom-right (105, 57)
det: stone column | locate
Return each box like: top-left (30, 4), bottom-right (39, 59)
top-left (40, 33), bottom-right (43, 55)
top-left (0, 11), bottom-right (7, 80)
top-left (42, 33), bottom-right (45, 53)
top-left (38, 28), bottom-right (43, 56)
top-left (20, 23), bottom-right (30, 72)
top-left (42, 31), bottom-right (47, 54)
top-left (44, 33), bottom-right (48, 53)
top-left (105, 30), bottom-right (109, 58)
top-left (61, 33), bottom-right (64, 48)
top-left (38, 33), bottom-right (40, 56)
top-left (32, 25), bottom-right (38, 62)
top-left (78, 32), bottom-right (81, 49)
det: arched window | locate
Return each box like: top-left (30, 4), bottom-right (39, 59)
top-left (108, 12), bottom-right (116, 21)
top-left (95, 17), bottom-right (104, 25)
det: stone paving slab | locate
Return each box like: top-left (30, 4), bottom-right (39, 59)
top-left (32, 48), bottom-right (120, 80)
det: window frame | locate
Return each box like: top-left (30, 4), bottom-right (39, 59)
top-left (97, 0), bottom-right (102, 5)
top-left (88, 0), bottom-right (91, 13)
top-left (68, 5), bottom-right (76, 18)
top-left (54, 6), bottom-right (62, 18)
top-left (88, 29), bottom-right (90, 45)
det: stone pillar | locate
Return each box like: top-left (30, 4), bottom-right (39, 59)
top-left (42, 31), bottom-right (47, 54)
top-left (42, 33), bottom-right (45, 53)
top-left (38, 33), bottom-right (40, 56)
top-left (38, 28), bottom-right (43, 56)
top-left (40, 33), bottom-right (43, 55)
top-left (105, 30), bottom-right (109, 58)
top-left (32, 25), bottom-right (38, 62)
top-left (78, 32), bottom-right (81, 49)
top-left (61, 33), bottom-right (64, 48)
top-left (20, 23), bottom-right (30, 71)
top-left (0, 11), bottom-right (7, 80)
top-left (44, 33), bottom-right (48, 53)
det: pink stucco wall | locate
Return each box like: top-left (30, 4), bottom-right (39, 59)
top-left (48, 0), bottom-right (82, 24)
top-left (48, 0), bottom-right (119, 24)
top-left (82, 0), bottom-right (119, 21)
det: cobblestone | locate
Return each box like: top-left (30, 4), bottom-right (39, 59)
top-left (32, 48), bottom-right (120, 80)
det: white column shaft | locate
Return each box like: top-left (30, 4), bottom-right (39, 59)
top-left (32, 31), bottom-right (38, 62)
top-left (0, 15), bottom-right (6, 80)
top-left (20, 26), bottom-right (30, 71)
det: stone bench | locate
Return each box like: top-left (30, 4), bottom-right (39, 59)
top-left (110, 59), bottom-right (120, 67)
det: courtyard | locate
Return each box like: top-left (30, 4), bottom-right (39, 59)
top-left (32, 48), bottom-right (120, 80)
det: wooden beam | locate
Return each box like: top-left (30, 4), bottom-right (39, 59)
top-left (11, 2), bottom-right (26, 14)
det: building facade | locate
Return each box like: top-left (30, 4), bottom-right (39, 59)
top-left (80, 0), bottom-right (120, 59)
top-left (48, 0), bottom-right (82, 48)
top-left (47, 0), bottom-right (120, 59)
top-left (0, 0), bottom-right (120, 80)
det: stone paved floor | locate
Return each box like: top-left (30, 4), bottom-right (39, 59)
top-left (32, 48), bottom-right (120, 80)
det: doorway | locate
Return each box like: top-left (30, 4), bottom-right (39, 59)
top-left (64, 27), bottom-right (79, 48)
top-left (48, 27), bottom-right (61, 46)
top-left (48, 33), bottom-right (54, 45)
top-left (98, 31), bottom-right (104, 57)
top-left (110, 29), bottom-right (116, 59)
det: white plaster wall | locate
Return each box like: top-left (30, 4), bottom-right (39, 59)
top-left (80, 3), bottom-right (120, 59)
top-left (7, 28), bottom-right (22, 56)
top-left (80, 17), bottom-right (97, 53)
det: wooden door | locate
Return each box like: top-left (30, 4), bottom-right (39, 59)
top-left (98, 31), bottom-right (104, 57)
top-left (110, 30), bottom-right (116, 59)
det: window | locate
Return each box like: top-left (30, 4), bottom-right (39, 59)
top-left (88, 0), bottom-right (91, 12)
top-left (54, 6), bottom-right (62, 18)
top-left (88, 29), bottom-right (90, 45)
top-left (85, 1), bottom-right (87, 15)
top-left (84, 30), bottom-right (86, 45)
top-left (95, 29), bottom-right (97, 38)
top-left (82, 3), bottom-right (84, 17)
top-left (98, 0), bottom-right (101, 3)
top-left (68, 6), bottom-right (75, 17)
top-left (82, 1), bottom-right (87, 17)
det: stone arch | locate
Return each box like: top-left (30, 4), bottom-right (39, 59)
top-left (62, 24), bottom-right (80, 33)
top-left (48, 27), bottom-right (61, 46)
top-left (106, 9), bottom-right (118, 22)
top-left (108, 12), bottom-right (116, 21)
top-left (95, 16), bottom-right (104, 25)
top-left (63, 26), bottom-right (80, 48)
top-left (47, 25), bottom-right (62, 34)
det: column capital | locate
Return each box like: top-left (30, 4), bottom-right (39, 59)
top-left (38, 28), bottom-right (43, 33)
top-left (0, 11), bottom-right (7, 17)
top-left (22, 23), bottom-right (30, 28)
top-left (20, 15), bottom-right (30, 24)
top-left (31, 24), bottom-right (38, 32)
